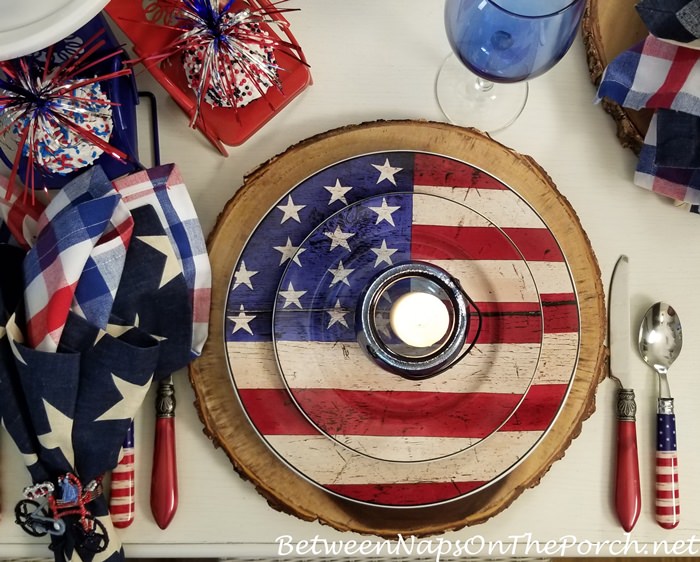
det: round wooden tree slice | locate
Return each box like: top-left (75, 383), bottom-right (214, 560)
top-left (189, 120), bottom-right (606, 536)
top-left (582, 0), bottom-right (652, 153)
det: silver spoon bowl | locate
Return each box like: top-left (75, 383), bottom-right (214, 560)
top-left (638, 302), bottom-right (683, 397)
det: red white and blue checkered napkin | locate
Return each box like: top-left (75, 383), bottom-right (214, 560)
top-left (597, 34), bottom-right (700, 115)
top-left (634, 111), bottom-right (700, 207)
top-left (597, 30), bottom-right (700, 212)
top-left (2, 166), bottom-right (139, 562)
top-left (23, 166), bottom-right (134, 351)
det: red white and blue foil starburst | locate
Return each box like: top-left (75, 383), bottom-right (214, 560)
top-left (137, 0), bottom-right (303, 124)
top-left (0, 31), bottom-right (133, 198)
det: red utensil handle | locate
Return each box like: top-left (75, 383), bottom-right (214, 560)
top-left (110, 423), bottom-right (135, 528)
top-left (615, 389), bottom-right (640, 532)
top-left (656, 399), bottom-right (679, 529)
top-left (151, 378), bottom-right (178, 530)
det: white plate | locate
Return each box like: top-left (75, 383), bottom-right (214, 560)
top-left (0, 0), bottom-right (109, 60)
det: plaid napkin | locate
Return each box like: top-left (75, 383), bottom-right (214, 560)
top-left (635, 112), bottom-right (700, 206)
top-left (23, 167), bottom-right (134, 351)
top-left (596, 34), bottom-right (700, 116)
top-left (597, 28), bottom-right (700, 210)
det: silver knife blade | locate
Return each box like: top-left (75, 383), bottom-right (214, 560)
top-left (609, 255), bottom-right (630, 383)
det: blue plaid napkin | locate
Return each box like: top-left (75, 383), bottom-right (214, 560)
top-left (596, 35), bottom-right (700, 116)
top-left (23, 167), bottom-right (134, 351)
top-left (597, 30), bottom-right (700, 211)
top-left (636, 112), bottom-right (700, 204)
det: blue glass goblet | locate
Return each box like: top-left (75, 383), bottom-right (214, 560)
top-left (436, 0), bottom-right (585, 132)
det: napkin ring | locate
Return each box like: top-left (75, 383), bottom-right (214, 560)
top-left (15, 472), bottom-right (109, 553)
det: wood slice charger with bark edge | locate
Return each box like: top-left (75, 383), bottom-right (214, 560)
top-left (189, 120), bottom-right (606, 537)
top-left (582, 0), bottom-right (652, 153)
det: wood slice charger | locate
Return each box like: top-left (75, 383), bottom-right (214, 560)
top-left (582, 0), bottom-right (652, 153)
top-left (189, 120), bottom-right (606, 537)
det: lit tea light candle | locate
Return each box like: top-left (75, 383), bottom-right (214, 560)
top-left (389, 292), bottom-right (450, 348)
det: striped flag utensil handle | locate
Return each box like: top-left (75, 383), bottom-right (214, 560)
top-left (656, 398), bottom-right (679, 529)
top-left (109, 423), bottom-right (136, 528)
top-left (151, 375), bottom-right (178, 529)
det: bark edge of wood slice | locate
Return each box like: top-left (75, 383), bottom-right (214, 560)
top-left (582, 0), bottom-right (652, 153)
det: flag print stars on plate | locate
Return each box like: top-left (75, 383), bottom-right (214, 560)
top-left (224, 151), bottom-right (581, 508)
top-left (225, 152), bottom-right (411, 342)
top-left (274, 192), bottom-right (413, 345)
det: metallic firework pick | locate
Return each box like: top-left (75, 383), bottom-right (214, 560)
top-left (9, 81), bottom-right (114, 175)
top-left (0, 30), bottom-right (132, 198)
top-left (182, 16), bottom-right (276, 109)
top-left (136, 0), bottom-right (303, 123)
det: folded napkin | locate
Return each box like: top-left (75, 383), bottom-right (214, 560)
top-left (0, 164), bottom-right (209, 562)
top-left (23, 167), bottom-right (133, 352)
top-left (596, 34), bottom-right (700, 116)
top-left (597, 1), bottom-right (700, 213)
top-left (0, 166), bottom-right (140, 562)
top-left (636, 0), bottom-right (700, 48)
top-left (635, 112), bottom-right (700, 205)
top-left (113, 164), bottom-right (211, 359)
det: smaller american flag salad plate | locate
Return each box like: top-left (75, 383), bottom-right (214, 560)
top-left (224, 150), bottom-right (580, 508)
top-left (272, 191), bottom-right (542, 464)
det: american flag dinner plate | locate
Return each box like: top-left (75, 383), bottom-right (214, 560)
top-left (272, 191), bottom-right (542, 463)
top-left (224, 151), bottom-right (580, 508)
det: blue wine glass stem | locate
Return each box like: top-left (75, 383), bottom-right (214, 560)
top-left (476, 77), bottom-right (494, 92)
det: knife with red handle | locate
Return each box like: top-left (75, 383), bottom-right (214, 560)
top-left (609, 255), bottom-right (641, 532)
top-left (151, 376), bottom-right (178, 529)
top-left (615, 387), bottom-right (641, 532)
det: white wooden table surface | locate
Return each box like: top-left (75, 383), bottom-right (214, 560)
top-left (4, 1), bottom-right (700, 558)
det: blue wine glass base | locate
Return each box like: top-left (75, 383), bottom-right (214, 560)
top-left (436, 53), bottom-right (528, 133)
